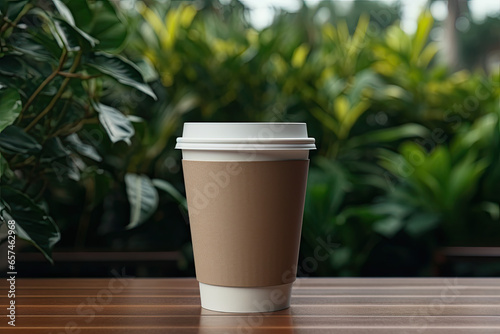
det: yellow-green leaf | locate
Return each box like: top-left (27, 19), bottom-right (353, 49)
top-left (291, 43), bottom-right (310, 68)
top-left (333, 95), bottom-right (350, 121)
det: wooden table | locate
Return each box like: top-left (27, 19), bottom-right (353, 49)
top-left (1, 278), bottom-right (500, 333)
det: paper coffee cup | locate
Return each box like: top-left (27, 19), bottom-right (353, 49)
top-left (176, 123), bottom-right (315, 312)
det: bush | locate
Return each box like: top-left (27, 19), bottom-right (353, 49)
top-left (0, 0), bottom-right (155, 262)
top-left (1, 0), bottom-right (499, 276)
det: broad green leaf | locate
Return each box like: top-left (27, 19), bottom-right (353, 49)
top-left (405, 212), bottom-right (440, 237)
top-left (40, 137), bottom-right (71, 163)
top-left (310, 107), bottom-right (338, 134)
top-left (373, 217), bottom-right (403, 238)
top-left (53, 18), bottom-right (97, 51)
top-left (418, 43), bottom-right (439, 68)
top-left (86, 52), bottom-right (157, 99)
top-left (291, 43), bottom-right (310, 68)
top-left (425, 146), bottom-right (450, 188)
top-left (0, 187), bottom-right (60, 264)
top-left (446, 156), bottom-right (488, 206)
top-left (65, 133), bottom-right (102, 161)
top-left (331, 247), bottom-right (350, 268)
top-left (10, 33), bottom-right (55, 62)
top-left (415, 171), bottom-right (442, 203)
top-left (152, 178), bottom-right (187, 210)
top-left (369, 202), bottom-right (411, 218)
top-left (377, 148), bottom-right (415, 179)
top-left (0, 88), bottom-right (21, 133)
top-left (333, 95), bottom-right (349, 121)
top-left (451, 113), bottom-right (497, 156)
top-left (125, 173), bottom-right (159, 229)
top-left (137, 2), bottom-right (165, 39)
top-left (347, 124), bottom-right (430, 148)
top-left (25, 11), bottom-right (65, 58)
top-left (53, 0), bottom-right (76, 25)
top-left (5, 0), bottom-right (28, 21)
top-left (88, 0), bottom-right (127, 51)
top-left (179, 4), bottom-right (197, 28)
top-left (348, 70), bottom-right (381, 103)
top-left (0, 55), bottom-right (24, 77)
top-left (351, 13), bottom-right (369, 50)
top-left (338, 100), bottom-right (369, 139)
top-left (0, 153), bottom-right (14, 180)
top-left (480, 202), bottom-right (500, 220)
top-left (411, 10), bottom-right (433, 64)
top-left (64, 0), bottom-right (92, 29)
top-left (47, 156), bottom-right (81, 182)
top-left (93, 102), bottom-right (135, 145)
top-left (52, 0), bottom-right (97, 48)
top-left (0, 125), bottom-right (42, 154)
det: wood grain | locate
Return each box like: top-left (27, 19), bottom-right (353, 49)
top-left (1, 278), bottom-right (499, 333)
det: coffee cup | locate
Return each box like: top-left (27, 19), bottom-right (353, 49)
top-left (176, 122), bottom-right (315, 312)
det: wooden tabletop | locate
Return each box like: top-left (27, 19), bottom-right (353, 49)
top-left (1, 277), bottom-right (500, 333)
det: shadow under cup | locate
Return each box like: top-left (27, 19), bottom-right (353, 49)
top-left (176, 123), bottom-right (316, 313)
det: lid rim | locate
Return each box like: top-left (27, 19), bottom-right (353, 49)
top-left (175, 144), bottom-right (317, 151)
top-left (176, 138), bottom-right (316, 143)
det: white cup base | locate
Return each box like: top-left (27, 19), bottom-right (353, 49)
top-left (199, 282), bottom-right (293, 313)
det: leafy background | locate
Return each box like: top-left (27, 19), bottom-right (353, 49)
top-left (0, 0), bottom-right (499, 277)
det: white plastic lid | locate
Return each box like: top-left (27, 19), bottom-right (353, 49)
top-left (175, 123), bottom-right (316, 151)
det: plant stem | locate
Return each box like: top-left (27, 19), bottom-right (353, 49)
top-left (0, 3), bottom-right (33, 36)
top-left (24, 51), bottom-right (82, 132)
top-left (58, 72), bottom-right (100, 79)
top-left (10, 156), bottom-right (36, 169)
top-left (47, 94), bottom-right (72, 135)
top-left (17, 49), bottom-right (68, 124)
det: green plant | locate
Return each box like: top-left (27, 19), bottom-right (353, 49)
top-left (121, 1), bottom-right (500, 277)
top-left (0, 0), bottom-right (156, 262)
top-left (2, 0), bottom-right (498, 277)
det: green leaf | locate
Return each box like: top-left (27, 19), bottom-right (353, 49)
top-left (88, 0), bottom-right (127, 51)
top-left (53, 18), bottom-right (97, 51)
top-left (52, 0), bottom-right (97, 49)
top-left (480, 202), bottom-right (500, 220)
top-left (65, 133), bottom-right (102, 161)
top-left (446, 156), bottom-right (488, 206)
top-left (64, 0), bottom-right (92, 29)
top-left (0, 55), bottom-right (24, 77)
top-left (347, 124), bottom-right (430, 148)
top-left (0, 88), bottom-right (22, 133)
top-left (5, 0), bottom-right (28, 21)
top-left (93, 102), bottom-right (135, 145)
top-left (10, 33), bottom-right (55, 62)
top-left (53, 0), bottom-right (76, 25)
top-left (86, 52), bottom-right (157, 99)
top-left (125, 173), bottom-right (159, 229)
top-left (0, 125), bottom-right (42, 154)
top-left (47, 157), bottom-right (81, 182)
top-left (373, 217), bottom-right (403, 238)
top-left (0, 153), bottom-right (14, 180)
top-left (405, 212), bottom-right (440, 237)
top-left (0, 187), bottom-right (60, 264)
top-left (310, 107), bottom-right (338, 134)
top-left (40, 137), bottom-right (71, 163)
top-left (411, 10), bottom-right (434, 64)
top-left (152, 178), bottom-right (187, 210)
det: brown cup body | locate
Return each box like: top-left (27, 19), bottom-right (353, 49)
top-left (182, 160), bottom-right (309, 287)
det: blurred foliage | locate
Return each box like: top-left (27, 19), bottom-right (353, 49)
top-left (0, 0), bottom-right (156, 262)
top-left (1, 0), bottom-right (499, 276)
